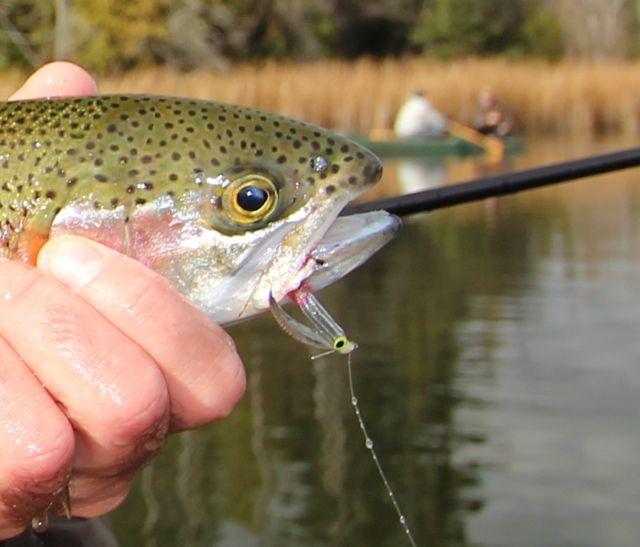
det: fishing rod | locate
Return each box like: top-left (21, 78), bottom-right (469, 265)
top-left (343, 146), bottom-right (640, 217)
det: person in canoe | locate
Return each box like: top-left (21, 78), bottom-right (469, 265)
top-left (474, 87), bottom-right (513, 137)
top-left (393, 90), bottom-right (448, 139)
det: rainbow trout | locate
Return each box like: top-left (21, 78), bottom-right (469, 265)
top-left (0, 95), bottom-right (398, 324)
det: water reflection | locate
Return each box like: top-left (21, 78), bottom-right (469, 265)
top-left (111, 137), bottom-right (640, 546)
top-left (396, 158), bottom-right (448, 194)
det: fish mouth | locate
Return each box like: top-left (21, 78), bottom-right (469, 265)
top-left (304, 210), bottom-right (401, 292)
top-left (193, 208), bottom-right (399, 325)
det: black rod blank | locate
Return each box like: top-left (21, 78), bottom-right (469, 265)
top-left (343, 147), bottom-right (640, 217)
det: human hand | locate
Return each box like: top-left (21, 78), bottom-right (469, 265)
top-left (0, 62), bottom-right (245, 538)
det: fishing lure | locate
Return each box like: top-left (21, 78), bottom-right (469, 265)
top-left (269, 289), bottom-right (357, 358)
top-left (270, 289), bottom-right (418, 546)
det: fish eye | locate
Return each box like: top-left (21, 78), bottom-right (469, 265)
top-left (237, 185), bottom-right (269, 212)
top-left (333, 336), bottom-right (348, 351)
top-left (223, 173), bottom-right (278, 225)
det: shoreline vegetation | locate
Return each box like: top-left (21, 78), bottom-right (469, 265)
top-left (3, 57), bottom-right (640, 138)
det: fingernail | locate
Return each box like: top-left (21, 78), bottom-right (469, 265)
top-left (41, 238), bottom-right (104, 288)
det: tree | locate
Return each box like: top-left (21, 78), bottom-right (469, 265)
top-left (555, 0), bottom-right (628, 59)
top-left (410, 0), bottom-right (564, 59)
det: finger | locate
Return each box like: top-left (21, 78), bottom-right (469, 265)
top-left (0, 259), bottom-right (171, 479)
top-left (38, 236), bottom-right (246, 431)
top-left (0, 336), bottom-right (74, 537)
top-left (9, 62), bottom-right (97, 101)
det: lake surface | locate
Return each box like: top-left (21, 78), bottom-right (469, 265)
top-left (111, 137), bottom-right (640, 546)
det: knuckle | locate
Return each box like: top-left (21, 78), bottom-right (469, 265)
top-left (175, 337), bottom-right (246, 429)
top-left (9, 419), bottom-right (75, 485)
top-left (122, 272), bottom-right (174, 330)
top-left (0, 264), bottom-right (48, 310)
top-left (107, 373), bottom-right (170, 447)
top-left (214, 353), bottom-right (247, 419)
top-left (0, 420), bottom-right (74, 528)
top-left (41, 301), bottom-right (88, 350)
top-left (71, 479), bottom-right (131, 518)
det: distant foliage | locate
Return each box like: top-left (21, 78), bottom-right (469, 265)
top-left (410, 0), bottom-right (564, 59)
top-left (0, 0), bottom-right (637, 72)
top-left (0, 0), bottom-right (54, 69)
top-left (73, 0), bottom-right (169, 71)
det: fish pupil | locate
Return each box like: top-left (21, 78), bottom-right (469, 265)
top-left (237, 186), bottom-right (268, 212)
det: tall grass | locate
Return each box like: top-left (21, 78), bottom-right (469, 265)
top-left (2, 58), bottom-right (640, 136)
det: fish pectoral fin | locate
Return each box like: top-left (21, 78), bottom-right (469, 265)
top-left (10, 229), bottom-right (49, 265)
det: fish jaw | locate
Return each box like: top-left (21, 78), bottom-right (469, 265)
top-left (148, 209), bottom-right (400, 326)
top-left (118, 194), bottom-right (397, 325)
top-left (305, 210), bottom-right (401, 292)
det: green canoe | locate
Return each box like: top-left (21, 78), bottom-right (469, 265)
top-left (353, 136), bottom-right (524, 158)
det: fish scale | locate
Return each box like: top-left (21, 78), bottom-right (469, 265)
top-left (0, 94), bottom-right (392, 325)
top-left (0, 95), bottom-right (376, 261)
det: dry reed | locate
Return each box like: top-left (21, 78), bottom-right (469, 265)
top-left (1, 58), bottom-right (640, 136)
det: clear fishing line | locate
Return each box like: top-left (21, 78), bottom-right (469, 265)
top-left (345, 352), bottom-right (418, 547)
top-left (270, 290), bottom-right (418, 545)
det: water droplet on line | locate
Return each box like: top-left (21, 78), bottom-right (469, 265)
top-left (31, 514), bottom-right (48, 533)
top-left (347, 353), bottom-right (418, 547)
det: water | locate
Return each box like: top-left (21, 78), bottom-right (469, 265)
top-left (111, 137), bottom-right (640, 546)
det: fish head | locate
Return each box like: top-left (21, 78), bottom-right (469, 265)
top-left (48, 98), bottom-right (398, 325)
top-left (140, 104), bottom-right (398, 324)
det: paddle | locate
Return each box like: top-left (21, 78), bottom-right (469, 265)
top-left (446, 120), bottom-right (505, 164)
